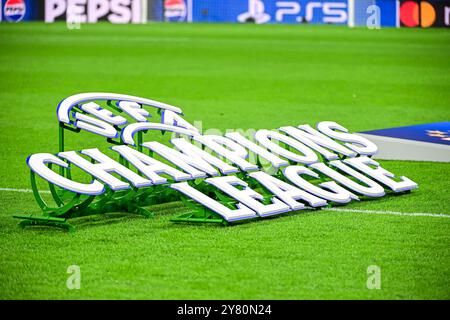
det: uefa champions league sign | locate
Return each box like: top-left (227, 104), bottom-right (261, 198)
top-left (16, 93), bottom-right (418, 231)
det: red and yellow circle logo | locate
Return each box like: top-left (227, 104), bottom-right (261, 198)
top-left (400, 1), bottom-right (436, 27)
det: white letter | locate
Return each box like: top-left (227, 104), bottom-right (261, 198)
top-left (67, 0), bottom-right (87, 24)
top-left (193, 135), bottom-right (258, 172)
top-left (344, 156), bottom-right (418, 192)
top-left (305, 1), bottom-right (321, 22)
top-left (74, 112), bottom-right (118, 138)
top-left (131, 0), bottom-right (141, 23)
top-left (283, 165), bottom-right (357, 203)
top-left (109, 0), bottom-right (131, 24)
top-left (66, 265), bottom-right (81, 290)
top-left (366, 5), bottom-right (381, 29)
top-left (80, 102), bottom-right (127, 126)
top-left (171, 138), bottom-right (238, 175)
top-left (171, 182), bottom-right (257, 222)
top-left (225, 132), bottom-right (288, 168)
top-left (445, 6), bottom-right (450, 26)
top-left (310, 160), bottom-right (385, 197)
top-left (27, 153), bottom-right (104, 195)
top-left (121, 123), bottom-right (198, 146)
top-left (112, 145), bottom-right (191, 184)
top-left (118, 100), bottom-right (149, 122)
top-left (205, 176), bottom-right (290, 217)
top-left (143, 141), bottom-right (214, 179)
top-left (45, 0), bottom-right (67, 23)
top-left (323, 3), bottom-right (347, 24)
top-left (367, 265), bottom-right (381, 289)
top-left (88, 0), bottom-right (110, 23)
top-left (162, 110), bottom-right (199, 133)
top-left (275, 2), bottom-right (300, 22)
top-left (317, 121), bottom-right (378, 156)
top-left (254, 129), bottom-right (318, 164)
top-left (249, 171), bottom-right (327, 210)
top-left (59, 148), bottom-right (151, 190)
top-left (279, 125), bottom-right (357, 160)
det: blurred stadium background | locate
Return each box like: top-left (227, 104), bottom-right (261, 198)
top-left (0, 0), bottom-right (449, 300)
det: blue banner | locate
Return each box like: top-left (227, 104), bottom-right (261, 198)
top-left (189, 0), bottom-right (349, 24)
top-left (352, 0), bottom-right (398, 27)
top-left (361, 122), bottom-right (450, 146)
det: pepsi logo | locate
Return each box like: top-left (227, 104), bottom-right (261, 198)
top-left (4, 0), bottom-right (26, 23)
top-left (164, 0), bottom-right (187, 21)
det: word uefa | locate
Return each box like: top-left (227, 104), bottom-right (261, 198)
top-left (21, 92), bottom-right (417, 230)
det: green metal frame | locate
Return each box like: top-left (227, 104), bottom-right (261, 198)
top-left (15, 99), bottom-right (360, 231)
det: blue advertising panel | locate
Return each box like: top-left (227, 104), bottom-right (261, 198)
top-left (190, 0), bottom-right (349, 25)
top-left (2, 0), bottom-right (445, 27)
top-left (352, 0), bottom-right (398, 27)
top-left (377, 0), bottom-right (399, 27)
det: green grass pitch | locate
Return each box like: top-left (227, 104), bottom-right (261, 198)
top-left (0, 22), bottom-right (449, 299)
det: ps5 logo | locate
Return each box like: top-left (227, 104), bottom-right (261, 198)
top-left (237, 0), bottom-right (271, 24)
top-left (238, 0), bottom-right (348, 24)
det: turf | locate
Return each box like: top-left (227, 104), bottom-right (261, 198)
top-left (0, 22), bottom-right (449, 299)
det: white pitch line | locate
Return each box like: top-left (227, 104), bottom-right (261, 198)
top-left (0, 188), bottom-right (50, 194)
top-left (0, 187), bottom-right (448, 219)
top-left (321, 207), bottom-right (450, 219)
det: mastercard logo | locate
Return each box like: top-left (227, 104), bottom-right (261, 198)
top-left (400, 1), bottom-right (437, 27)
